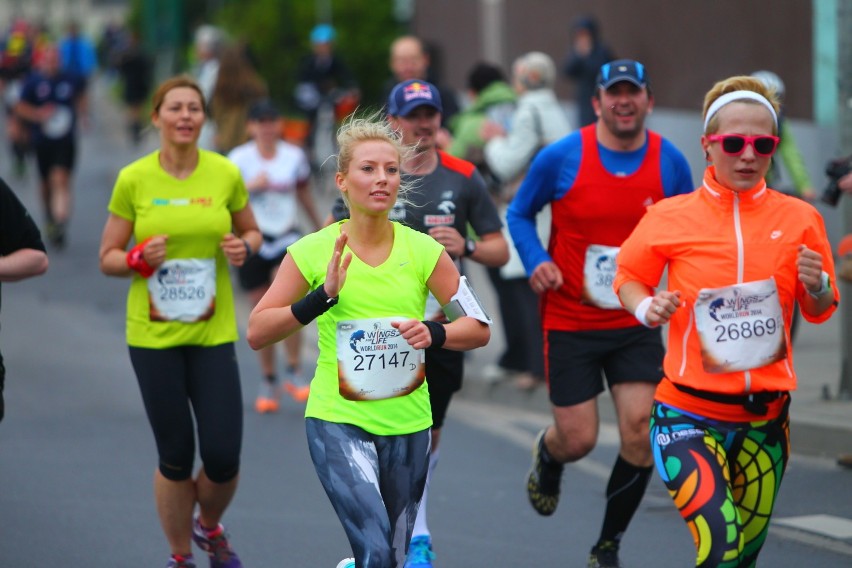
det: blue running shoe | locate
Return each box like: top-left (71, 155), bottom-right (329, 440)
top-left (192, 515), bottom-right (242, 568)
top-left (404, 535), bottom-right (435, 568)
top-left (335, 559), bottom-right (355, 568)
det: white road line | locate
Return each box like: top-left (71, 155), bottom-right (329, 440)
top-left (451, 398), bottom-right (852, 556)
top-left (774, 514), bottom-right (852, 540)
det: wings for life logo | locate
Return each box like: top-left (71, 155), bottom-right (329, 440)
top-left (595, 254), bottom-right (616, 274)
top-left (707, 288), bottom-right (776, 322)
top-left (348, 321), bottom-right (402, 354)
top-left (157, 262), bottom-right (206, 286)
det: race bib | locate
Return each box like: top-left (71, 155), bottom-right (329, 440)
top-left (336, 317), bottom-right (425, 401)
top-left (148, 258), bottom-right (216, 322)
top-left (693, 278), bottom-right (787, 373)
top-left (581, 244), bottom-right (621, 309)
top-left (43, 105), bottom-right (72, 139)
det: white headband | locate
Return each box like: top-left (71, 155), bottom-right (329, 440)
top-left (703, 90), bottom-right (778, 132)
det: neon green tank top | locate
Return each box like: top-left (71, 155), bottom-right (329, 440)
top-left (289, 221), bottom-right (443, 435)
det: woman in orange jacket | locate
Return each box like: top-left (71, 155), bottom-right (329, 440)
top-left (614, 75), bottom-right (838, 568)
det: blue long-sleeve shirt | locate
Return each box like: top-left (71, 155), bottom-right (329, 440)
top-left (507, 128), bottom-right (694, 276)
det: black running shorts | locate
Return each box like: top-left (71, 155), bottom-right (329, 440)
top-left (424, 347), bottom-right (464, 429)
top-left (545, 326), bottom-right (664, 407)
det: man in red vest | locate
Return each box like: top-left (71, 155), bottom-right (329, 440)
top-left (507, 59), bottom-right (693, 568)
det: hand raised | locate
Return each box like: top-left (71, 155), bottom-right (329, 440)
top-left (324, 232), bottom-right (353, 297)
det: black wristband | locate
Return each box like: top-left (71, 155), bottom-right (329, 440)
top-left (422, 320), bottom-right (446, 349)
top-left (291, 285), bottom-right (338, 325)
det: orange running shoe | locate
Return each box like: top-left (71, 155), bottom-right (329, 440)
top-left (254, 381), bottom-right (280, 414)
top-left (284, 381), bottom-right (310, 403)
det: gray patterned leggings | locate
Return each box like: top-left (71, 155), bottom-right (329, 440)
top-left (306, 418), bottom-right (431, 568)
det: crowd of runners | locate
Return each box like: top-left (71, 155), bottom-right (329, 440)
top-left (1, 13), bottom-right (850, 568)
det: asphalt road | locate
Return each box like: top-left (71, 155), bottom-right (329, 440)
top-left (0, 78), bottom-right (850, 567)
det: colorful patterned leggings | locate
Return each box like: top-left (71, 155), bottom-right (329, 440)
top-left (649, 400), bottom-right (790, 567)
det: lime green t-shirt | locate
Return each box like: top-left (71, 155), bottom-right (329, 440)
top-left (108, 150), bottom-right (249, 348)
top-left (289, 221), bottom-right (443, 436)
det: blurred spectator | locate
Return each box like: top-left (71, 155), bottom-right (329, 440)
top-left (117, 30), bottom-right (152, 145)
top-left (192, 24), bottom-right (225, 150)
top-left (294, 24), bottom-right (359, 165)
top-left (751, 70), bottom-right (816, 200)
top-left (562, 15), bottom-right (614, 127)
top-left (384, 35), bottom-right (460, 146)
top-left (58, 21), bottom-right (97, 94)
top-left (483, 51), bottom-right (572, 189)
top-left (448, 62), bottom-right (516, 167)
top-left (96, 19), bottom-right (127, 76)
top-left (1, 19), bottom-right (36, 177)
top-left (211, 43), bottom-right (268, 154)
top-left (480, 52), bottom-right (572, 390)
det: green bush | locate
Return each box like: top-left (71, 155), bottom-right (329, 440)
top-left (214, 0), bottom-right (405, 115)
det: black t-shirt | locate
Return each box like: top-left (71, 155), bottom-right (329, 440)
top-left (0, 177), bottom-right (46, 370)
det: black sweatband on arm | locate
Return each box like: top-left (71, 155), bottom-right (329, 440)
top-left (291, 285), bottom-right (338, 325)
top-left (422, 320), bottom-right (446, 349)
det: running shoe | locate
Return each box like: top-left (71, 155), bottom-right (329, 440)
top-left (191, 515), bottom-right (242, 568)
top-left (526, 427), bottom-right (563, 516)
top-left (588, 540), bottom-right (622, 568)
top-left (45, 221), bottom-right (66, 250)
top-left (284, 381), bottom-right (310, 403)
top-left (404, 535), bottom-right (435, 568)
top-left (167, 554), bottom-right (197, 568)
top-left (335, 559), bottom-right (355, 568)
top-left (254, 380), bottom-right (280, 414)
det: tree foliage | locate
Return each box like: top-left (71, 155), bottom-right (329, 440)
top-left (215, 0), bottom-right (405, 115)
top-left (129, 0), bottom-right (405, 115)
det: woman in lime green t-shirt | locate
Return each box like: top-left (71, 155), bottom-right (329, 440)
top-left (99, 75), bottom-right (261, 568)
top-left (247, 114), bottom-right (490, 567)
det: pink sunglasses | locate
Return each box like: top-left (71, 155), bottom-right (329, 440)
top-left (707, 134), bottom-right (780, 156)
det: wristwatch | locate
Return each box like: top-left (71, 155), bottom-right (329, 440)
top-left (807, 271), bottom-right (831, 299)
top-left (464, 238), bottom-right (476, 257)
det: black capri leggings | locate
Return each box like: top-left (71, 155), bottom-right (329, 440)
top-left (129, 343), bottom-right (243, 483)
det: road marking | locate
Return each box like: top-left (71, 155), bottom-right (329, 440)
top-left (451, 398), bottom-right (852, 558)
top-left (774, 514), bottom-right (852, 540)
top-left (769, 525), bottom-right (852, 558)
top-left (449, 398), bottom-right (619, 480)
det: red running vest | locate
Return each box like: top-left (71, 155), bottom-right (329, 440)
top-left (543, 124), bottom-right (665, 331)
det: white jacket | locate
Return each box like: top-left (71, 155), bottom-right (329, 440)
top-left (483, 88), bottom-right (572, 182)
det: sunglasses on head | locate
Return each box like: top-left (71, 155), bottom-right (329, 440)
top-left (707, 134), bottom-right (780, 156)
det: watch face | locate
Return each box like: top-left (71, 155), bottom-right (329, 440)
top-left (465, 239), bottom-right (476, 256)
